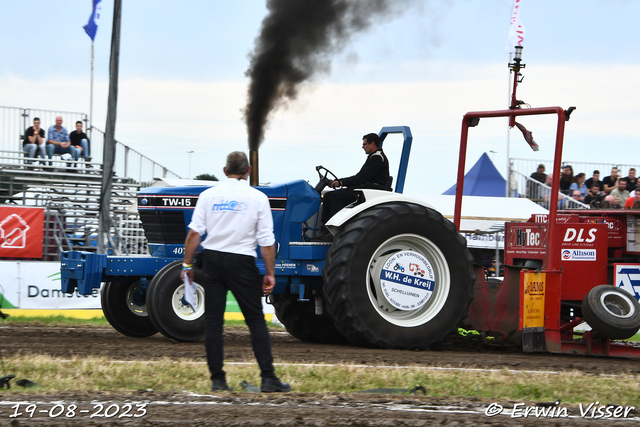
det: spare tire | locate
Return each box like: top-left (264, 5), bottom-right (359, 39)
top-left (581, 285), bottom-right (640, 340)
top-left (323, 202), bottom-right (475, 349)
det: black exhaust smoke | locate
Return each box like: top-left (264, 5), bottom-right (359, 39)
top-left (244, 0), bottom-right (416, 156)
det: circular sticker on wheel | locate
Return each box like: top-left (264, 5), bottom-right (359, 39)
top-left (379, 250), bottom-right (435, 311)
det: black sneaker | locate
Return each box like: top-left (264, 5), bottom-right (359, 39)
top-left (211, 379), bottom-right (233, 392)
top-left (260, 377), bottom-right (291, 393)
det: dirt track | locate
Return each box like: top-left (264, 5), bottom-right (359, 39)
top-left (0, 324), bottom-right (639, 426)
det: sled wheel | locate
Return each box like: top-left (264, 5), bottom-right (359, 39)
top-left (323, 202), bottom-right (475, 349)
top-left (147, 261), bottom-right (206, 342)
top-left (101, 279), bottom-right (157, 338)
top-left (270, 293), bottom-right (349, 344)
top-left (581, 285), bottom-right (640, 340)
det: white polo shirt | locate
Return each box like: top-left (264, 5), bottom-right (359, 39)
top-left (188, 178), bottom-right (275, 257)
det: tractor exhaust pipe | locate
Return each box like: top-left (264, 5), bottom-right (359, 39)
top-left (249, 150), bottom-right (259, 186)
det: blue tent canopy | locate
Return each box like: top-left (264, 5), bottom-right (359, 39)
top-left (443, 152), bottom-right (507, 197)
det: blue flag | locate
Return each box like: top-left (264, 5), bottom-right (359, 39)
top-left (83, 0), bottom-right (102, 41)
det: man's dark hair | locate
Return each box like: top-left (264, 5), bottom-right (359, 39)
top-left (593, 170), bottom-right (599, 175)
top-left (591, 182), bottom-right (600, 189)
top-left (76, 120), bottom-right (83, 125)
top-left (33, 117), bottom-right (40, 122)
top-left (362, 133), bottom-right (380, 147)
top-left (226, 151), bottom-right (249, 176)
top-left (620, 178), bottom-right (628, 184)
top-left (630, 168), bottom-right (636, 172)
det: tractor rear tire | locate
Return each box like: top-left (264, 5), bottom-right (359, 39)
top-left (323, 202), bottom-right (475, 349)
top-left (271, 293), bottom-right (349, 344)
top-left (581, 285), bottom-right (640, 340)
top-left (146, 261), bottom-right (206, 342)
top-left (101, 279), bottom-right (157, 338)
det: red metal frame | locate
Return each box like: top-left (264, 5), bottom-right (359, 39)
top-left (455, 96), bottom-right (640, 357)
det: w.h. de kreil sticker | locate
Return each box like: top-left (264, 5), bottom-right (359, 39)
top-left (380, 250), bottom-right (435, 310)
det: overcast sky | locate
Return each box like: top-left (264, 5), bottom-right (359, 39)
top-left (1, 1), bottom-right (638, 194)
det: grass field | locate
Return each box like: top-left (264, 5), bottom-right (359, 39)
top-left (1, 316), bottom-right (639, 406)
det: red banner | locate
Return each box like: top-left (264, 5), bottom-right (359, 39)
top-left (0, 207), bottom-right (44, 259)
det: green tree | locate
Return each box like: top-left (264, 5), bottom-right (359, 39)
top-left (194, 173), bottom-right (218, 181)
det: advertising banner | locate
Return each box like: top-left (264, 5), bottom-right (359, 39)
top-left (0, 206), bottom-right (44, 259)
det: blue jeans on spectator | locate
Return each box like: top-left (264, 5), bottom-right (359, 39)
top-left (22, 143), bottom-right (46, 164)
top-left (74, 138), bottom-right (90, 159)
top-left (46, 144), bottom-right (79, 167)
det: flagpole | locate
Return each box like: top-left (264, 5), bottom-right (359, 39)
top-left (90, 40), bottom-right (94, 139)
top-left (506, 52), bottom-right (512, 198)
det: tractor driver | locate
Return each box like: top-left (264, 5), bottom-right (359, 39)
top-left (318, 133), bottom-right (390, 239)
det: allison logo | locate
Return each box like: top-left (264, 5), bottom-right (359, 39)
top-left (562, 249), bottom-right (596, 261)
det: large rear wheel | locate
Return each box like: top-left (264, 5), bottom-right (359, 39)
top-left (323, 202), bottom-right (475, 349)
top-left (101, 279), bottom-right (157, 338)
top-left (146, 261), bottom-right (206, 342)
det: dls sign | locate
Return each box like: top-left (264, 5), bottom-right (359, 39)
top-left (0, 207), bottom-right (44, 258)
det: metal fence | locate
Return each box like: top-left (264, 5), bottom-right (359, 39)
top-left (509, 157), bottom-right (638, 201)
top-left (0, 105), bottom-right (182, 184)
top-left (513, 170), bottom-right (589, 210)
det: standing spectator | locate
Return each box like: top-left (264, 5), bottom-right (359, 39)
top-left (585, 170), bottom-right (602, 190)
top-left (527, 164), bottom-right (547, 200)
top-left (181, 151), bottom-right (290, 393)
top-left (625, 168), bottom-right (637, 193)
top-left (610, 178), bottom-right (630, 206)
top-left (559, 165), bottom-right (574, 195)
top-left (624, 190), bottom-right (640, 209)
top-left (569, 173), bottom-right (588, 199)
top-left (584, 183), bottom-right (604, 207)
top-left (23, 117), bottom-right (46, 164)
top-left (46, 116), bottom-right (78, 168)
top-left (602, 167), bottom-right (619, 194)
top-left (69, 121), bottom-right (91, 164)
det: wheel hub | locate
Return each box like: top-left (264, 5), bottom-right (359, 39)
top-left (125, 282), bottom-right (148, 317)
top-left (367, 233), bottom-right (450, 327)
top-left (601, 291), bottom-right (635, 319)
top-left (171, 283), bottom-right (206, 321)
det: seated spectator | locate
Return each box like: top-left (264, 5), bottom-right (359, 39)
top-left (539, 174), bottom-right (553, 209)
top-left (485, 258), bottom-right (503, 278)
top-left (569, 173), bottom-right (588, 199)
top-left (585, 170), bottom-right (602, 190)
top-left (69, 121), bottom-right (91, 163)
top-left (23, 117), bottom-right (46, 164)
top-left (624, 190), bottom-right (640, 209)
top-left (602, 195), bottom-right (620, 209)
top-left (584, 183), bottom-right (604, 207)
top-left (46, 116), bottom-right (78, 168)
top-left (610, 178), bottom-right (630, 206)
top-left (559, 165), bottom-right (574, 195)
top-left (625, 168), bottom-right (637, 193)
top-left (602, 167), bottom-right (619, 194)
top-left (527, 164), bottom-right (547, 200)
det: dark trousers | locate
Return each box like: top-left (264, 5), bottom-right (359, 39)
top-left (321, 188), bottom-right (357, 224)
top-left (202, 250), bottom-right (275, 381)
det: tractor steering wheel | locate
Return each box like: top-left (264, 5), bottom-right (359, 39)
top-left (314, 165), bottom-right (340, 194)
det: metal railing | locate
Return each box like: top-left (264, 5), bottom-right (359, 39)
top-left (91, 127), bottom-right (181, 184)
top-left (510, 158), bottom-right (638, 183)
top-left (513, 170), bottom-right (590, 210)
top-left (0, 105), bottom-right (182, 185)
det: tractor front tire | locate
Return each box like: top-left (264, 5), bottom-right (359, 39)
top-left (581, 285), bottom-right (640, 340)
top-left (323, 202), bottom-right (475, 349)
top-left (101, 279), bottom-right (157, 338)
top-left (146, 261), bottom-right (206, 342)
top-left (271, 293), bottom-right (349, 344)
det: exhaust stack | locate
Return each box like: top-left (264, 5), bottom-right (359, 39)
top-left (250, 150), bottom-right (259, 186)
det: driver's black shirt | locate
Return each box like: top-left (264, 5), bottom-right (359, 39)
top-left (340, 149), bottom-right (389, 188)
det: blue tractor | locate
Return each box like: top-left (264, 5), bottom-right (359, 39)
top-left (61, 126), bottom-right (475, 349)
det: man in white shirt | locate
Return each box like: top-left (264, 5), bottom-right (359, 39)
top-left (181, 151), bottom-right (290, 393)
